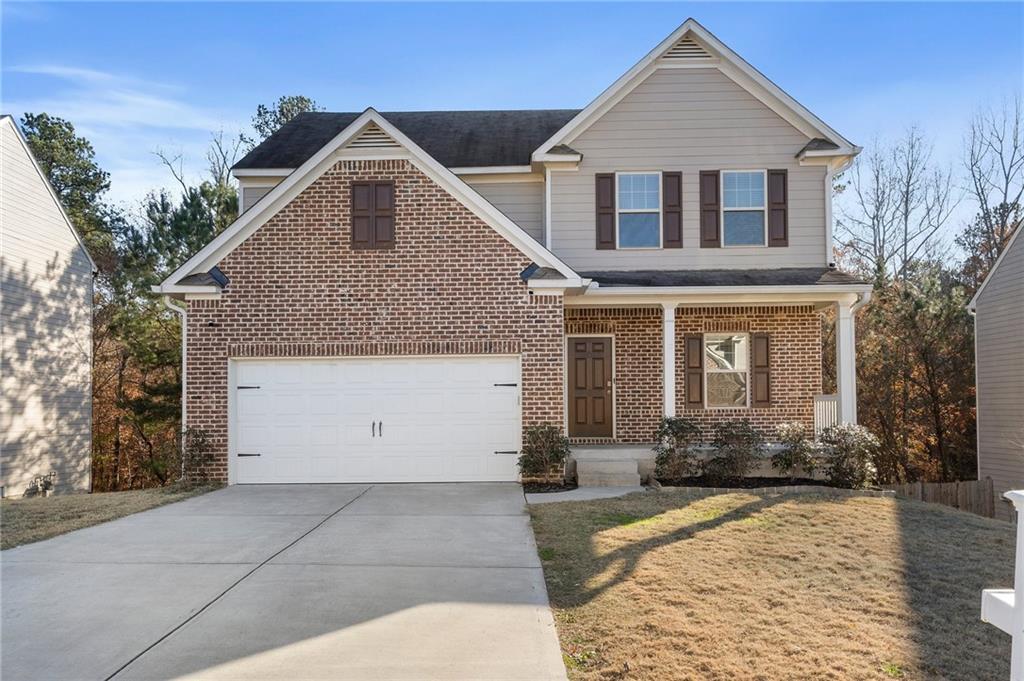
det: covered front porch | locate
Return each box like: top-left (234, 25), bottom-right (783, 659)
top-left (559, 275), bottom-right (872, 484)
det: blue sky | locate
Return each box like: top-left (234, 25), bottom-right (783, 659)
top-left (2, 2), bottom-right (1021, 208)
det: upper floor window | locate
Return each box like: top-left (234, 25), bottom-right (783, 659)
top-left (617, 172), bottom-right (661, 248)
top-left (722, 170), bottom-right (766, 247)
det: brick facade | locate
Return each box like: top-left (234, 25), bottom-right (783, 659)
top-left (564, 305), bottom-right (822, 445)
top-left (185, 159), bottom-right (564, 481)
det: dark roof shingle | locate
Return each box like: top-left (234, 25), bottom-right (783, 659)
top-left (582, 268), bottom-right (867, 288)
top-left (234, 110), bottom-right (581, 170)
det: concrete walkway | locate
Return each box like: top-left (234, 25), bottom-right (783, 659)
top-left (2, 484), bottom-right (566, 680)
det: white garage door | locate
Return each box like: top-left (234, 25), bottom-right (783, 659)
top-left (230, 356), bottom-right (521, 484)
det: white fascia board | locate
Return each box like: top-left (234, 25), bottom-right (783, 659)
top-left (230, 168), bottom-right (294, 178)
top-left (968, 223), bottom-right (1023, 309)
top-left (533, 152), bottom-right (582, 164)
top-left (531, 18), bottom-right (857, 160)
top-left (3, 115), bottom-right (97, 272)
top-left (566, 284), bottom-right (872, 307)
top-left (150, 284), bottom-right (220, 296)
top-left (160, 108), bottom-right (582, 290)
top-left (451, 165), bottom-right (534, 175)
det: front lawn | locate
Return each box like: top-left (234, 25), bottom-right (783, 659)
top-left (1, 484), bottom-right (220, 550)
top-left (530, 490), bottom-right (1013, 680)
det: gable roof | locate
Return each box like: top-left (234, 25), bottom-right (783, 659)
top-left (1, 115), bottom-right (96, 272)
top-left (159, 109), bottom-right (583, 293)
top-left (234, 110), bottom-right (581, 172)
top-left (532, 18), bottom-right (858, 162)
top-left (968, 224), bottom-right (1023, 310)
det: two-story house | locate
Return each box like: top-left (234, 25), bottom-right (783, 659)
top-left (155, 19), bottom-right (871, 486)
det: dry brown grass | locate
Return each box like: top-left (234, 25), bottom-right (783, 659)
top-left (530, 490), bottom-right (1014, 681)
top-left (1, 484), bottom-right (220, 550)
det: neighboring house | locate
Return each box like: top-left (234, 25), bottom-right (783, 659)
top-left (154, 19), bottom-right (871, 486)
top-left (970, 226), bottom-right (1024, 520)
top-left (1, 115), bottom-right (95, 496)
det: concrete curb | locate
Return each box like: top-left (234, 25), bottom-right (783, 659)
top-left (655, 484), bottom-right (896, 499)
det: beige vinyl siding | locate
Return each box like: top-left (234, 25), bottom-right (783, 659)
top-left (1, 118), bottom-right (93, 496)
top-left (240, 184), bottom-right (276, 213)
top-left (464, 179), bottom-right (545, 244)
top-left (550, 67), bottom-right (827, 270)
top-left (975, 232), bottom-right (1024, 520)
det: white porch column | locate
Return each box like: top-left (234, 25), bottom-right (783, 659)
top-left (662, 303), bottom-right (677, 417)
top-left (836, 299), bottom-right (858, 424)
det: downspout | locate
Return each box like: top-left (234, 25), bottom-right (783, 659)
top-left (968, 303), bottom-right (980, 492)
top-left (162, 295), bottom-right (187, 479)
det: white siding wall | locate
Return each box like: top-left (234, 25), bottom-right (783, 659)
top-left (975, 232), bottom-right (1024, 520)
top-left (464, 179), bottom-right (545, 244)
top-left (550, 67), bottom-right (827, 270)
top-left (1, 119), bottom-right (93, 495)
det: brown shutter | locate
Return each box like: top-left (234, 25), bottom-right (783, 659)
top-left (595, 173), bottom-right (616, 250)
top-left (767, 169), bottom-right (788, 247)
top-left (751, 333), bottom-right (771, 408)
top-left (684, 334), bottom-right (704, 409)
top-left (699, 171), bottom-right (720, 248)
top-left (351, 182), bottom-right (373, 249)
top-left (662, 171), bottom-right (682, 248)
top-left (373, 181), bottom-right (395, 249)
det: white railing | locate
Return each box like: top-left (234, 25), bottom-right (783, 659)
top-left (982, 489), bottom-right (1024, 679)
top-left (813, 394), bottom-right (839, 438)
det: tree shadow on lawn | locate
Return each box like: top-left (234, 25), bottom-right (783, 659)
top-left (531, 490), bottom-right (1017, 680)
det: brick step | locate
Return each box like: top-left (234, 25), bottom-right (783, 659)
top-left (576, 459), bottom-right (642, 487)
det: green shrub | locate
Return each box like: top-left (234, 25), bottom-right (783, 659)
top-left (518, 424), bottom-right (570, 480)
top-left (819, 423), bottom-right (880, 488)
top-left (771, 421), bottom-right (817, 478)
top-left (705, 420), bottom-right (765, 483)
top-left (653, 416), bottom-right (702, 480)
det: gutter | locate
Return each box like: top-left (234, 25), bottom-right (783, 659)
top-left (162, 295), bottom-right (188, 478)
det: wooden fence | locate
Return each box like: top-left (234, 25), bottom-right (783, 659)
top-left (881, 477), bottom-right (996, 518)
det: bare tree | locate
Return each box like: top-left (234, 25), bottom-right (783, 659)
top-left (959, 96), bottom-right (1023, 286)
top-left (838, 127), bottom-right (958, 280)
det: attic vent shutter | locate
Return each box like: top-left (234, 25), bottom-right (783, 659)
top-left (595, 173), bottom-right (616, 250)
top-left (684, 334), bottom-right (704, 409)
top-left (751, 333), bottom-right (771, 408)
top-left (767, 169), bottom-right (788, 247)
top-left (347, 123), bottom-right (401, 149)
top-left (662, 172), bottom-right (682, 248)
top-left (699, 171), bottom-right (720, 248)
top-left (663, 37), bottom-right (712, 61)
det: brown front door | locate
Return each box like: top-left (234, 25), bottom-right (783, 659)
top-left (568, 337), bottom-right (613, 438)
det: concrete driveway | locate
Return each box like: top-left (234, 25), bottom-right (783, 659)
top-left (2, 484), bottom-right (567, 680)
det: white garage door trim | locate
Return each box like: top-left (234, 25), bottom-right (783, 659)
top-left (227, 355), bottom-right (522, 484)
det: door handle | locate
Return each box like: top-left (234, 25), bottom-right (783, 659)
top-left (378, 420), bottom-right (383, 437)
top-left (372, 421), bottom-right (376, 438)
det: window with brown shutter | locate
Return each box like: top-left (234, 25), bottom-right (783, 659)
top-left (751, 333), bottom-right (771, 407)
top-left (662, 172), bottom-right (682, 248)
top-left (767, 169), bottom-right (788, 247)
top-left (351, 180), bottom-right (395, 250)
top-left (595, 173), bottom-right (616, 250)
top-left (699, 171), bottom-right (720, 248)
top-left (684, 334), bottom-right (704, 408)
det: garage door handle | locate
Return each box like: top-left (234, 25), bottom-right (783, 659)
top-left (237, 452), bottom-right (261, 457)
top-left (237, 385), bottom-right (260, 390)
top-left (378, 420), bottom-right (383, 437)
top-left (493, 383), bottom-right (518, 387)
top-left (494, 450), bottom-right (518, 455)
top-left (372, 422), bottom-right (376, 437)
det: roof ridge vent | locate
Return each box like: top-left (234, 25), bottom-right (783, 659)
top-left (346, 123), bottom-right (401, 149)
top-left (662, 36), bottom-right (713, 61)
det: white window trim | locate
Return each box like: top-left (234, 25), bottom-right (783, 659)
top-left (720, 169), bottom-right (768, 248)
top-left (703, 332), bottom-right (750, 409)
top-left (615, 171), bottom-right (663, 250)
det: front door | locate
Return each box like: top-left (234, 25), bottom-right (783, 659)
top-left (567, 338), bottom-right (613, 438)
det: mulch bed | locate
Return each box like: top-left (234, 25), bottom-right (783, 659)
top-left (655, 476), bottom-right (826, 489)
top-left (522, 481), bottom-right (579, 493)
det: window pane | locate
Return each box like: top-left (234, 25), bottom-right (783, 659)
top-left (705, 335), bottom-right (748, 371)
top-left (707, 372), bottom-right (748, 407)
top-left (618, 173), bottom-right (660, 210)
top-left (723, 171), bottom-right (765, 208)
top-left (618, 213), bottom-right (660, 248)
top-left (723, 211), bottom-right (765, 246)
